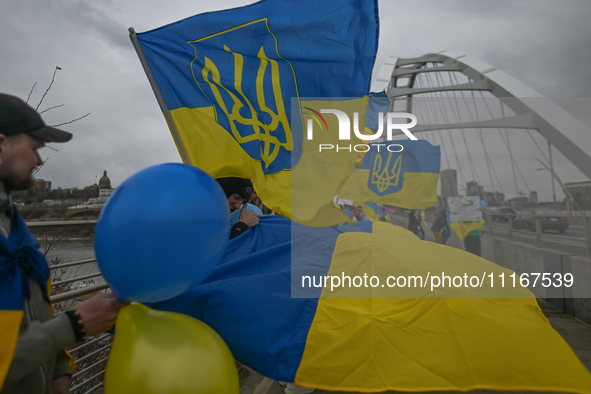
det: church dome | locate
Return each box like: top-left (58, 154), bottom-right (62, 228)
top-left (99, 170), bottom-right (111, 189)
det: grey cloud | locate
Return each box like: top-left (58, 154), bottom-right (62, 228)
top-left (1, 0), bottom-right (589, 202)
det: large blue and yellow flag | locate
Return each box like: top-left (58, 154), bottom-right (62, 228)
top-left (131, 0), bottom-right (379, 227)
top-left (339, 140), bottom-right (441, 209)
top-left (151, 216), bottom-right (591, 393)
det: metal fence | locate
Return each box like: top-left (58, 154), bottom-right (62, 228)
top-left (485, 215), bottom-right (591, 256)
top-left (49, 257), bottom-right (111, 394)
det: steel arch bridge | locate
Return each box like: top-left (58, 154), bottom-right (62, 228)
top-left (373, 51), bottom-right (591, 183)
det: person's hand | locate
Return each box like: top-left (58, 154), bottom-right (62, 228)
top-left (76, 293), bottom-right (129, 337)
top-left (239, 203), bottom-right (261, 228)
top-left (52, 375), bottom-right (70, 394)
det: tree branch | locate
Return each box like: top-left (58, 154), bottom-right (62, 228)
top-left (38, 104), bottom-right (64, 115)
top-left (50, 112), bottom-right (90, 127)
top-left (33, 158), bottom-right (49, 176)
top-left (26, 82), bottom-right (37, 104)
top-left (35, 66), bottom-right (61, 111)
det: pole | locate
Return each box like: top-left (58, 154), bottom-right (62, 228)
top-left (506, 129), bottom-right (520, 201)
top-left (548, 141), bottom-right (556, 207)
top-left (128, 27), bottom-right (191, 164)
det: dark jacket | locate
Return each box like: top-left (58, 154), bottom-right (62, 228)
top-left (431, 211), bottom-right (450, 232)
top-left (407, 212), bottom-right (423, 236)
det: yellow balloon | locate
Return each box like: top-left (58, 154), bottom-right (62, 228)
top-left (104, 303), bottom-right (239, 394)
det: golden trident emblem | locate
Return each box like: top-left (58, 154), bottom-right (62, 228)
top-left (199, 44), bottom-right (293, 169)
top-left (371, 151), bottom-right (403, 193)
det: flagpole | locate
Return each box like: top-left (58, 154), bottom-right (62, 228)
top-left (128, 27), bottom-right (191, 163)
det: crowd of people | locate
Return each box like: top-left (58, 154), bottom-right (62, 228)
top-left (406, 206), bottom-right (486, 257)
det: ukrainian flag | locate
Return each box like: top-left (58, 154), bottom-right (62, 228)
top-left (151, 216), bottom-right (591, 393)
top-left (1, 274), bottom-right (74, 390)
top-left (339, 140), bottom-right (441, 209)
top-left (0, 288), bottom-right (23, 390)
top-left (446, 206), bottom-right (486, 241)
top-left (0, 211), bottom-right (54, 390)
top-left (131, 0), bottom-right (379, 227)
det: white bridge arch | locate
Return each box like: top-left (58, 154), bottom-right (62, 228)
top-left (373, 50), bottom-right (591, 181)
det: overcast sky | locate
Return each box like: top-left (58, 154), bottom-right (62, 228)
top-left (1, 0), bottom-right (590, 202)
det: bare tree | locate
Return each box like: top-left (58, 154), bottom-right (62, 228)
top-left (27, 66), bottom-right (91, 173)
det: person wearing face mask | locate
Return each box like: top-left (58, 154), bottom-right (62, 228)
top-left (216, 177), bottom-right (261, 239)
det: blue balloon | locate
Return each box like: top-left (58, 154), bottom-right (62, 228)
top-left (95, 164), bottom-right (230, 302)
top-left (480, 200), bottom-right (488, 209)
top-left (229, 204), bottom-right (263, 227)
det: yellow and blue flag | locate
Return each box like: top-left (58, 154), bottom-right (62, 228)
top-left (339, 140), bottom-right (441, 209)
top-left (447, 202), bottom-right (486, 241)
top-left (151, 216), bottom-right (591, 393)
top-left (0, 291), bottom-right (22, 390)
top-left (0, 211), bottom-right (51, 390)
top-left (449, 220), bottom-right (485, 241)
top-left (132, 0), bottom-right (379, 226)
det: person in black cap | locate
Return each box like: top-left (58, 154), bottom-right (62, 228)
top-left (0, 93), bottom-right (127, 394)
top-left (216, 177), bottom-right (261, 239)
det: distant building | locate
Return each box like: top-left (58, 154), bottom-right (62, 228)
top-left (82, 171), bottom-right (114, 200)
top-left (565, 181), bottom-right (591, 210)
top-left (466, 181), bottom-right (478, 197)
top-left (440, 169), bottom-right (458, 198)
top-left (98, 170), bottom-right (115, 199)
top-left (466, 181), bottom-right (484, 197)
top-left (84, 184), bottom-right (99, 191)
top-left (565, 181), bottom-right (591, 188)
top-left (99, 170), bottom-right (112, 189)
top-left (484, 191), bottom-right (496, 206)
top-left (99, 188), bottom-right (114, 198)
top-left (480, 191), bottom-right (505, 206)
top-left (33, 179), bottom-right (51, 192)
top-left (494, 191), bottom-right (505, 205)
top-left (530, 191), bottom-right (538, 204)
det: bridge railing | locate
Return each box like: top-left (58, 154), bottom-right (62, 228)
top-left (398, 209), bottom-right (591, 256)
top-left (49, 257), bottom-right (111, 394)
top-left (485, 215), bottom-right (591, 256)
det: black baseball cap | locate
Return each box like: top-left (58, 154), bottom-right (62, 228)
top-left (0, 93), bottom-right (73, 143)
top-left (216, 177), bottom-right (253, 201)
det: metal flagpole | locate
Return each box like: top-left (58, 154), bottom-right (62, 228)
top-left (128, 27), bottom-right (191, 164)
